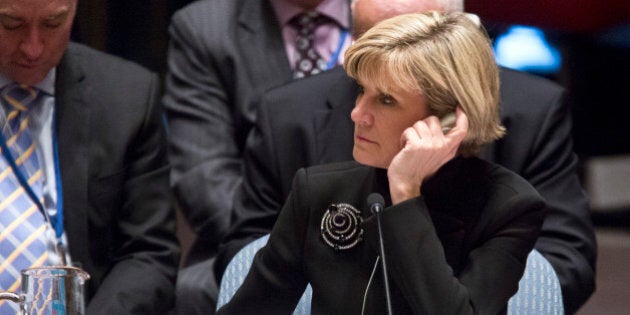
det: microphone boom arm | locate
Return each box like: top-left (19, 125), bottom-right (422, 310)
top-left (368, 193), bottom-right (393, 315)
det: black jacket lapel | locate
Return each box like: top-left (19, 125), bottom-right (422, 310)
top-left (55, 43), bottom-right (90, 268)
top-left (314, 68), bottom-right (357, 164)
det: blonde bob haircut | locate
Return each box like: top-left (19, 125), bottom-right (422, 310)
top-left (344, 11), bottom-right (505, 156)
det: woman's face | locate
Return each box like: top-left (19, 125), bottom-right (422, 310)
top-left (351, 79), bottom-right (430, 169)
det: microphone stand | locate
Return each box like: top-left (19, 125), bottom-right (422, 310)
top-left (369, 193), bottom-right (393, 315)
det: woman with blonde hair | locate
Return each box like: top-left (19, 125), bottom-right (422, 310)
top-left (218, 12), bottom-right (546, 314)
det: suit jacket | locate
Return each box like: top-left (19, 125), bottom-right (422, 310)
top-left (162, 0), bottom-right (294, 260)
top-left (219, 66), bottom-right (596, 313)
top-left (218, 158), bottom-right (547, 314)
top-left (56, 43), bottom-right (179, 314)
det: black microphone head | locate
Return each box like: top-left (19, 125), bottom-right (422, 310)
top-left (367, 193), bottom-right (385, 208)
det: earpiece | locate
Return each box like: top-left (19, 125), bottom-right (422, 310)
top-left (440, 112), bottom-right (456, 133)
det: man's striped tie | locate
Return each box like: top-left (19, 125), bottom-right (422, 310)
top-left (0, 84), bottom-right (49, 313)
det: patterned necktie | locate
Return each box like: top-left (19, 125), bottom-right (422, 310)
top-left (290, 11), bottom-right (330, 79)
top-left (0, 84), bottom-right (49, 313)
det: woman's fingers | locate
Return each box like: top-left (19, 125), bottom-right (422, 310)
top-left (445, 107), bottom-right (469, 143)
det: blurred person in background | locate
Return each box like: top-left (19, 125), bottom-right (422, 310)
top-left (162, 0), bottom-right (351, 313)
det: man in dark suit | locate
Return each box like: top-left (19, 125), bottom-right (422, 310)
top-left (0, 0), bottom-right (179, 313)
top-left (163, 0), bottom-right (351, 313)
top-left (217, 1), bottom-right (597, 312)
top-left (164, 0), bottom-right (351, 263)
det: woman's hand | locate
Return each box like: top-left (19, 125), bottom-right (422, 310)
top-left (388, 107), bottom-right (469, 204)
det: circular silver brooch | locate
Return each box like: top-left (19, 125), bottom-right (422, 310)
top-left (320, 203), bottom-right (364, 251)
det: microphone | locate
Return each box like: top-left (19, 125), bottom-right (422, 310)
top-left (368, 193), bottom-right (385, 215)
top-left (367, 193), bottom-right (393, 315)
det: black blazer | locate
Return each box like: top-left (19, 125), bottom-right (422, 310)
top-left (218, 158), bottom-right (547, 314)
top-left (219, 66), bottom-right (596, 313)
top-left (162, 0), bottom-right (294, 259)
top-left (56, 43), bottom-right (179, 314)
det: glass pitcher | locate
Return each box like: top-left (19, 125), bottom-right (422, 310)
top-left (0, 266), bottom-right (90, 315)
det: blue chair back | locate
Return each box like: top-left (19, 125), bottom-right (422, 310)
top-left (507, 249), bottom-right (564, 314)
top-left (217, 235), bottom-right (563, 314)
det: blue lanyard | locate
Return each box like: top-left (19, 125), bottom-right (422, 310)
top-left (0, 116), bottom-right (64, 240)
top-left (326, 29), bottom-right (349, 70)
top-left (52, 123), bottom-right (64, 239)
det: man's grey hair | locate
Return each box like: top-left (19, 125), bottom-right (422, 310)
top-left (351, 0), bottom-right (464, 13)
